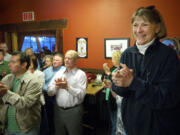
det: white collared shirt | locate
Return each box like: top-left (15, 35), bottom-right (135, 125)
top-left (136, 38), bottom-right (155, 55)
top-left (47, 67), bottom-right (87, 108)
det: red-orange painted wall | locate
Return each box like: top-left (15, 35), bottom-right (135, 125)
top-left (0, 0), bottom-right (180, 69)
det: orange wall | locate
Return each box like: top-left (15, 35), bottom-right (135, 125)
top-left (0, 0), bottom-right (180, 69)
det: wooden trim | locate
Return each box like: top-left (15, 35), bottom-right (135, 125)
top-left (4, 32), bottom-right (12, 52)
top-left (56, 29), bottom-right (63, 54)
top-left (0, 19), bottom-right (67, 53)
top-left (0, 19), bottom-right (67, 32)
top-left (11, 32), bottom-right (18, 51)
top-left (81, 68), bottom-right (104, 74)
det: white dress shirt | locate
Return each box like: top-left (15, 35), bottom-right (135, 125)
top-left (136, 38), bottom-right (155, 55)
top-left (47, 67), bottom-right (87, 108)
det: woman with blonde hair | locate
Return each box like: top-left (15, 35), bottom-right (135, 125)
top-left (102, 50), bottom-right (123, 135)
top-left (42, 55), bottom-right (53, 71)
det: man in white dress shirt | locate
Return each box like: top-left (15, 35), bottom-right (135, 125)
top-left (47, 50), bottom-right (87, 135)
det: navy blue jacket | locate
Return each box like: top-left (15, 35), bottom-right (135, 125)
top-left (112, 39), bottom-right (180, 135)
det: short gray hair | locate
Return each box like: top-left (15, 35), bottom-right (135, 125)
top-left (65, 50), bottom-right (79, 61)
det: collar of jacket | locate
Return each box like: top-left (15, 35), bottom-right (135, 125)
top-left (11, 71), bottom-right (32, 84)
top-left (130, 38), bottom-right (160, 56)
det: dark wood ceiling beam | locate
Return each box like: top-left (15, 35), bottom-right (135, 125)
top-left (0, 19), bottom-right (67, 32)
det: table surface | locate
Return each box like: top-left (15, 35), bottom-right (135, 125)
top-left (86, 83), bottom-right (104, 96)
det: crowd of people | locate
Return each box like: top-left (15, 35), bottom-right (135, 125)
top-left (0, 5), bottom-right (180, 135)
top-left (0, 44), bottom-right (87, 135)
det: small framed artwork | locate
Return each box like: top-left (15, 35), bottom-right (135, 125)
top-left (104, 38), bottom-right (130, 59)
top-left (76, 37), bottom-right (88, 58)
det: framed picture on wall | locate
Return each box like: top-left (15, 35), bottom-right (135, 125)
top-left (104, 38), bottom-right (130, 59)
top-left (76, 37), bottom-right (88, 58)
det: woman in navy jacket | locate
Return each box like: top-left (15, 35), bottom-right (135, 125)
top-left (112, 6), bottom-right (180, 135)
